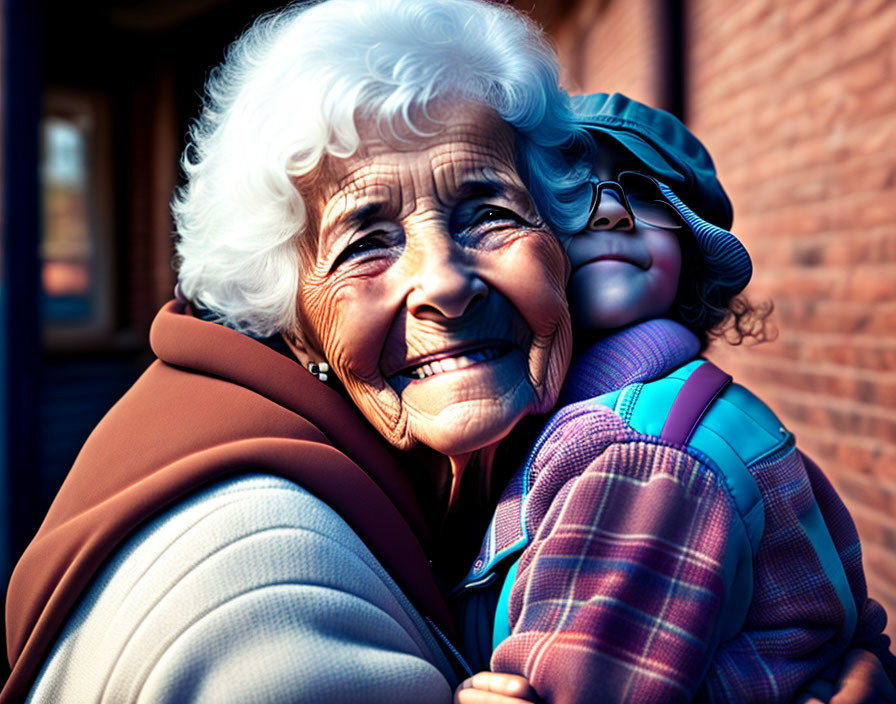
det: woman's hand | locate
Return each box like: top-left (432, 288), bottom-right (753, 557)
top-left (794, 649), bottom-right (896, 703)
top-left (454, 672), bottom-right (541, 704)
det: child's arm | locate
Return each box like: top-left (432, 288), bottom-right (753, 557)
top-left (459, 652), bottom-right (896, 704)
top-left (490, 411), bottom-right (737, 703)
top-left (489, 403), bottom-right (896, 703)
top-left (454, 672), bottom-right (540, 704)
top-left (795, 649), bottom-right (896, 704)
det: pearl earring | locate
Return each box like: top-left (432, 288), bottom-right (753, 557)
top-left (307, 362), bottom-right (329, 383)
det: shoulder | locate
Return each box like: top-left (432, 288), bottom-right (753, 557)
top-left (29, 474), bottom-right (454, 704)
top-left (533, 361), bottom-right (789, 526)
top-left (582, 358), bottom-right (792, 468)
top-left (603, 360), bottom-right (792, 554)
top-left (523, 383), bottom-right (721, 537)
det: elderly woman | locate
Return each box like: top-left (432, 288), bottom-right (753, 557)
top-left (3, 2), bottom-right (574, 702)
top-left (2, 1), bottom-right (891, 703)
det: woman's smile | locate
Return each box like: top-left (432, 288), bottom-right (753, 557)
top-left (391, 342), bottom-right (514, 381)
top-left (292, 102), bottom-right (571, 457)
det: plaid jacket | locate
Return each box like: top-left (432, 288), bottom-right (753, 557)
top-left (452, 319), bottom-right (895, 703)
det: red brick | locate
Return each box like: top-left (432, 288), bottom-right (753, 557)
top-left (862, 542), bottom-right (896, 643)
top-left (862, 544), bottom-right (896, 604)
top-left (799, 337), bottom-right (896, 372)
top-left (720, 355), bottom-right (896, 408)
top-left (849, 503), bottom-right (896, 554)
top-left (837, 475), bottom-right (896, 517)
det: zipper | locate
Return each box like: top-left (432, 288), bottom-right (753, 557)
top-left (425, 616), bottom-right (473, 680)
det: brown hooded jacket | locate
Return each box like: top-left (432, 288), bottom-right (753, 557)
top-left (2, 301), bottom-right (453, 702)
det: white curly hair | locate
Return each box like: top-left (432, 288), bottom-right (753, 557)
top-left (173, 0), bottom-right (591, 337)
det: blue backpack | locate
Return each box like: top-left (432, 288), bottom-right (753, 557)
top-left (490, 360), bottom-right (857, 654)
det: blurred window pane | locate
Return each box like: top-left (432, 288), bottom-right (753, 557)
top-left (40, 91), bottom-right (113, 344)
top-left (41, 116), bottom-right (92, 319)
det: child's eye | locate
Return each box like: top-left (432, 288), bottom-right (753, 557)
top-left (627, 196), bottom-right (683, 230)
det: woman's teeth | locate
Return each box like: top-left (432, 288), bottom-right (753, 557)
top-left (408, 346), bottom-right (502, 380)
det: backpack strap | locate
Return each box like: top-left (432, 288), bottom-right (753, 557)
top-left (492, 556), bottom-right (521, 653)
top-left (587, 360), bottom-right (766, 644)
top-left (661, 360), bottom-right (732, 445)
top-left (493, 361), bottom-right (775, 653)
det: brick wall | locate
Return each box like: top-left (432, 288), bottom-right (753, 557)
top-left (688, 0), bottom-right (896, 640)
top-left (548, 0), bottom-right (896, 640)
top-left (543, 0), bottom-right (659, 104)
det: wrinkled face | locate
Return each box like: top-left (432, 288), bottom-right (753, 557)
top-left (559, 145), bottom-right (683, 331)
top-left (293, 103), bottom-right (571, 458)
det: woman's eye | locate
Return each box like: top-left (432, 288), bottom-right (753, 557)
top-left (453, 205), bottom-right (529, 251)
top-left (330, 231), bottom-right (393, 271)
top-left (468, 206), bottom-right (524, 228)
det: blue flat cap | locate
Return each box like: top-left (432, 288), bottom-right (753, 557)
top-left (571, 92), bottom-right (733, 230)
top-left (571, 92), bottom-right (751, 297)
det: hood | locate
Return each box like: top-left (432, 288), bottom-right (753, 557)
top-left (3, 301), bottom-right (449, 702)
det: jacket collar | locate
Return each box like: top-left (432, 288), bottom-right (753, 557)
top-left (151, 301), bottom-right (430, 542)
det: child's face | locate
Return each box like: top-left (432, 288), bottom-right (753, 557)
top-left (558, 145), bottom-right (683, 332)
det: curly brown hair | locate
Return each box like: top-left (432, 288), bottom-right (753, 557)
top-left (672, 242), bottom-right (776, 350)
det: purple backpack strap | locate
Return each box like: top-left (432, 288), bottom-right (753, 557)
top-left (660, 361), bottom-right (732, 446)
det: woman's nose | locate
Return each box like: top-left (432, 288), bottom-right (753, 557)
top-left (588, 188), bottom-right (634, 231)
top-left (406, 237), bottom-right (488, 321)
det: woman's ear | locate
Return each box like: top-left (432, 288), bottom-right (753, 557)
top-left (282, 329), bottom-right (332, 383)
top-left (281, 329), bottom-right (316, 368)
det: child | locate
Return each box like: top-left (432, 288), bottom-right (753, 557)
top-left (452, 93), bottom-right (896, 703)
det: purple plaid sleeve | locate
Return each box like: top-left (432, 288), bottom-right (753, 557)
top-left (491, 406), bottom-right (739, 704)
top-left (802, 453), bottom-right (896, 678)
top-left (488, 401), bottom-right (896, 703)
top-left (476, 323), bottom-right (895, 702)
top-left (701, 451), bottom-right (896, 700)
